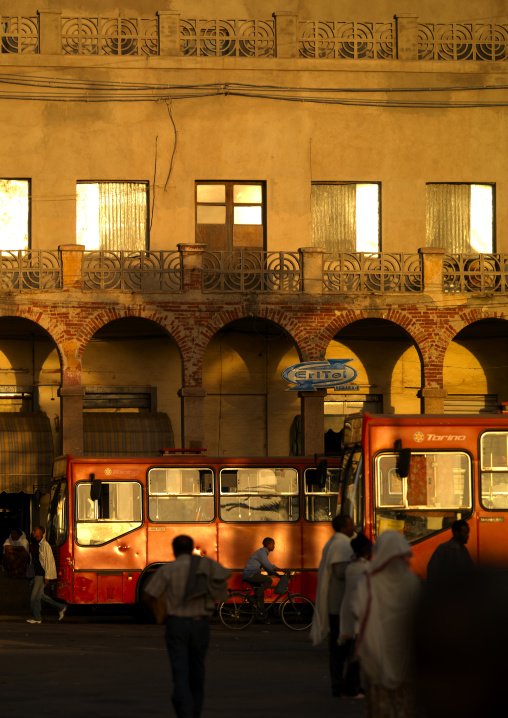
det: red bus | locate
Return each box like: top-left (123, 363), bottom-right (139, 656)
top-left (338, 413), bottom-right (508, 577)
top-left (46, 452), bottom-right (341, 606)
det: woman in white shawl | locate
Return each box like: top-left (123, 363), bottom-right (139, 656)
top-left (354, 531), bottom-right (420, 718)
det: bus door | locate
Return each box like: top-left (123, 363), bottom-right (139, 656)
top-left (146, 465), bottom-right (217, 562)
top-left (339, 444), bottom-right (364, 530)
top-left (478, 431), bottom-right (508, 567)
top-left (73, 471), bottom-right (146, 604)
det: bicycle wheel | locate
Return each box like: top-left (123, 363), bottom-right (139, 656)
top-left (280, 594), bottom-right (314, 631)
top-left (218, 592), bottom-right (255, 629)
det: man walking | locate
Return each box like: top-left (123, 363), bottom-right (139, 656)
top-left (144, 535), bottom-right (230, 718)
top-left (310, 515), bottom-right (355, 697)
top-left (27, 525), bottom-right (67, 624)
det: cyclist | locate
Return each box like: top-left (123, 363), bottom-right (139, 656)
top-left (242, 537), bottom-right (284, 612)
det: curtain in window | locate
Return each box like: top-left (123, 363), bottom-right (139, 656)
top-left (426, 184), bottom-right (471, 252)
top-left (311, 184), bottom-right (356, 252)
top-left (98, 182), bottom-right (147, 251)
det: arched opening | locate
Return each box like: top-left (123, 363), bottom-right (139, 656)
top-left (203, 317), bottom-right (299, 456)
top-left (444, 319), bottom-right (508, 413)
top-left (82, 317), bottom-right (182, 452)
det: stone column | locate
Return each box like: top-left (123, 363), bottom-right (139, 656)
top-left (157, 10), bottom-right (180, 56)
top-left (59, 386), bottom-right (85, 456)
top-left (178, 387), bottom-right (207, 449)
top-left (59, 244), bottom-right (85, 289)
top-left (394, 14), bottom-right (418, 61)
top-left (299, 389), bottom-right (326, 455)
top-left (273, 11), bottom-right (298, 58)
top-left (177, 243), bottom-right (206, 292)
top-left (300, 247), bottom-right (325, 295)
top-left (419, 247), bottom-right (445, 294)
top-left (38, 10), bottom-right (62, 55)
top-left (421, 387), bottom-right (447, 414)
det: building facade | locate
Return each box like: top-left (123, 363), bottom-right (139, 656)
top-left (0, 1), bottom-right (508, 527)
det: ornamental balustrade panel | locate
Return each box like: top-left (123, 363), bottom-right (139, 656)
top-left (203, 251), bottom-right (302, 292)
top-left (0, 16), bottom-right (39, 53)
top-left (0, 251), bottom-right (61, 290)
top-left (82, 251), bottom-right (182, 292)
top-left (323, 253), bottom-right (422, 293)
top-left (298, 20), bottom-right (395, 59)
top-left (418, 22), bottom-right (508, 61)
top-left (443, 254), bottom-right (508, 293)
top-left (180, 19), bottom-right (275, 57)
top-left (61, 17), bottom-right (158, 55)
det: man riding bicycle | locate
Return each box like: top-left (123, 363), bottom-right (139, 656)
top-left (242, 537), bottom-right (284, 612)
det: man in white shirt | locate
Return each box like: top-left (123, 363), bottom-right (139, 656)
top-left (27, 525), bottom-right (67, 624)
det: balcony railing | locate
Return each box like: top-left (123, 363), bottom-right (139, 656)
top-left (202, 251), bottom-right (301, 292)
top-left (0, 251), bottom-right (61, 290)
top-left (323, 253), bottom-right (422, 293)
top-left (443, 254), bottom-right (508, 293)
top-left (2, 247), bottom-right (508, 295)
top-left (82, 251), bottom-right (182, 291)
top-left (1, 12), bottom-right (507, 61)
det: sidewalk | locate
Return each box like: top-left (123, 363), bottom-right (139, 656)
top-left (0, 569), bottom-right (31, 620)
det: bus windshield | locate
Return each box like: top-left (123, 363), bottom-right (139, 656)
top-left (76, 481), bottom-right (143, 546)
top-left (375, 451), bottom-right (472, 543)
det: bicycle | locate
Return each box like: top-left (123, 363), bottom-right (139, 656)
top-left (218, 571), bottom-right (314, 631)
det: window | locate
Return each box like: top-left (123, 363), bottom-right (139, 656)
top-left (196, 181), bottom-right (265, 250)
top-left (311, 183), bottom-right (380, 253)
top-left (481, 432), bottom-right (508, 509)
top-left (426, 183), bottom-right (494, 252)
top-left (304, 467), bottom-right (341, 521)
top-left (76, 182), bottom-right (148, 250)
top-left (374, 452), bottom-right (472, 543)
top-left (148, 467), bottom-right (214, 522)
top-left (76, 480), bottom-right (142, 545)
top-left (219, 467), bottom-right (299, 522)
top-left (0, 179), bottom-right (29, 250)
top-left (47, 480), bottom-right (68, 547)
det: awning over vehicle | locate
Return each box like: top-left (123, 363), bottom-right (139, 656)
top-left (83, 412), bottom-right (174, 457)
top-left (0, 412), bottom-right (54, 493)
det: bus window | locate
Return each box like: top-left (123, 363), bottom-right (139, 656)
top-left (219, 467), bottom-right (299, 522)
top-left (339, 447), bottom-right (364, 528)
top-left (76, 481), bottom-right (142, 546)
top-left (148, 468), bottom-right (214, 522)
top-left (375, 452), bottom-right (472, 543)
top-left (304, 468), bottom-right (341, 521)
top-left (47, 480), bottom-right (68, 547)
top-left (481, 432), bottom-right (508, 509)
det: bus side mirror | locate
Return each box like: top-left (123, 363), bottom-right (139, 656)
top-left (398, 449), bottom-right (412, 479)
top-left (90, 474), bottom-right (102, 502)
top-left (316, 459), bottom-right (328, 489)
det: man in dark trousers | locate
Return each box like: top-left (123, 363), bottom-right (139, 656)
top-left (242, 537), bottom-right (283, 612)
top-left (144, 535), bottom-right (230, 718)
top-left (426, 519), bottom-right (474, 587)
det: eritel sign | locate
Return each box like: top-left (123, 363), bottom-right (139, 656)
top-left (281, 359), bottom-right (359, 391)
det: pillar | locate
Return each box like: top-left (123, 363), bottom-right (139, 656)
top-left (299, 389), bottom-right (326, 455)
top-left (38, 10), bottom-right (62, 55)
top-left (273, 11), bottom-right (298, 59)
top-left (177, 243), bottom-right (206, 292)
top-left (394, 14), bottom-right (418, 61)
top-left (419, 247), bottom-right (445, 294)
top-left (59, 244), bottom-right (85, 289)
top-left (157, 10), bottom-right (180, 56)
top-left (300, 247), bottom-right (325, 295)
top-left (59, 386), bottom-right (85, 456)
top-left (178, 387), bottom-right (207, 449)
top-left (421, 387), bottom-right (447, 414)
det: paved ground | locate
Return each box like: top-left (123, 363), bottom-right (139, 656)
top-left (0, 573), bottom-right (365, 718)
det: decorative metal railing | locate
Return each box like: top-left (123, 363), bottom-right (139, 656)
top-left (418, 22), bottom-right (508, 61)
top-left (0, 16), bottom-right (39, 53)
top-left (298, 20), bottom-right (395, 59)
top-left (61, 17), bottom-right (158, 55)
top-left (180, 19), bottom-right (275, 57)
top-left (203, 251), bottom-right (302, 292)
top-left (443, 254), bottom-right (508, 293)
top-left (82, 251), bottom-right (182, 291)
top-left (0, 251), bottom-right (61, 290)
top-left (323, 253), bottom-right (423, 293)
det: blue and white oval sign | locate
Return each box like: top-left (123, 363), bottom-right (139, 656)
top-left (282, 359), bottom-right (358, 391)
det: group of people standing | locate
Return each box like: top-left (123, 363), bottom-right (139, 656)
top-left (311, 517), bottom-right (474, 718)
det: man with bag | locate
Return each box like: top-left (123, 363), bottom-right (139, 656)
top-left (143, 535), bottom-right (231, 718)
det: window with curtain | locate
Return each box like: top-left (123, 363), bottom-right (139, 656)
top-left (426, 183), bottom-right (494, 253)
top-left (76, 182), bottom-right (148, 250)
top-left (311, 183), bottom-right (380, 253)
top-left (0, 179), bottom-right (30, 251)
